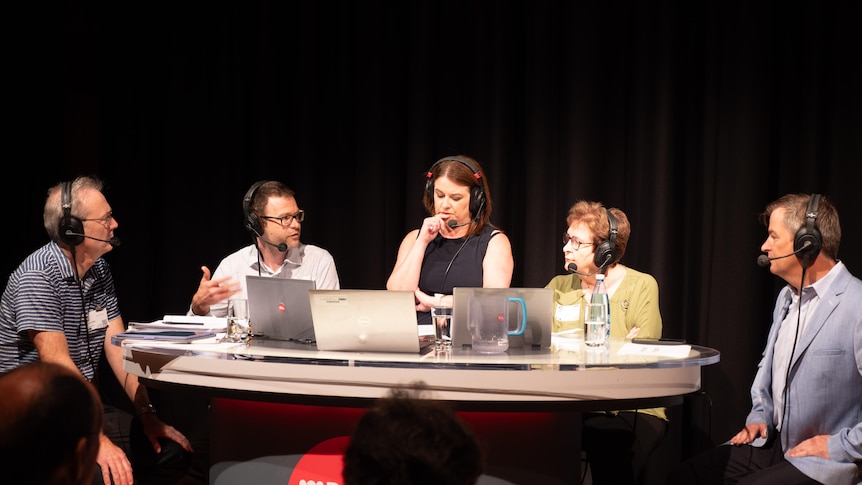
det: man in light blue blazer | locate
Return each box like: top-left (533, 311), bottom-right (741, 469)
top-left (670, 193), bottom-right (861, 485)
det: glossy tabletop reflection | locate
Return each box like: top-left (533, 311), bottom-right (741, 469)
top-left (119, 334), bottom-right (719, 409)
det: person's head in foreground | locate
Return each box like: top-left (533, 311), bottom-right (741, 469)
top-left (0, 361), bottom-right (103, 485)
top-left (342, 383), bottom-right (484, 485)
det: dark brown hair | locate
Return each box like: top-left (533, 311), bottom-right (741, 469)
top-left (422, 155), bottom-right (494, 236)
top-left (343, 382), bottom-right (484, 485)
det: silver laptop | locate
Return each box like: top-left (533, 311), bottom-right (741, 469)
top-left (247, 276), bottom-right (316, 343)
top-left (309, 290), bottom-right (425, 353)
top-left (451, 287), bottom-right (554, 350)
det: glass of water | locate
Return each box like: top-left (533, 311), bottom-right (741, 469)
top-left (227, 298), bottom-right (250, 343)
top-left (431, 304), bottom-right (453, 352)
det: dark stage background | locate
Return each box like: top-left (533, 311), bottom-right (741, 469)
top-left (8, 0), bottom-right (861, 459)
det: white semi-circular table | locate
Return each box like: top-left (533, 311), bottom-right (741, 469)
top-left (119, 336), bottom-right (720, 484)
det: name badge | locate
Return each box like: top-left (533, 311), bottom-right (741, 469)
top-left (88, 307), bottom-right (109, 331)
top-left (555, 303), bottom-right (580, 322)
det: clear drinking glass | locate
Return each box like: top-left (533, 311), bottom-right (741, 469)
top-left (227, 298), bottom-right (250, 343)
top-left (431, 304), bottom-right (453, 352)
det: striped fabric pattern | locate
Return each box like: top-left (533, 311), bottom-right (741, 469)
top-left (0, 242), bottom-right (120, 380)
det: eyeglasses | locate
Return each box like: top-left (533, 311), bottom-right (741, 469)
top-left (260, 210), bottom-right (305, 227)
top-left (82, 213), bottom-right (114, 228)
top-left (563, 233), bottom-right (593, 250)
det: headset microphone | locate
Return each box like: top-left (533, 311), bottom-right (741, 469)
top-left (447, 219), bottom-right (471, 229)
top-left (261, 238), bottom-right (288, 252)
top-left (248, 222), bottom-right (288, 252)
top-left (756, 241), bottom-right (811, 268)
top-left (565, 262), bottom-right (602, 277)
top-left (446, 196), bottom-right (484, 231)
top-left (64, 231), bottom-right (121, 247)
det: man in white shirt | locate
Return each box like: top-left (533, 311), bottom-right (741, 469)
top-left (189, 180), bottom-right (340, 317)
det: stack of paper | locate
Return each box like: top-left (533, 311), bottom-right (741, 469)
top-left (113, 328), bottom-right (218, 343)
top-left (618, 342), bottom-right (692, 358)
top-left (129, 315), bottom-right (228, 331)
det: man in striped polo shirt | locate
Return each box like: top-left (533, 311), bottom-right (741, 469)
top-left (0, 176), bottom-right (193, 485)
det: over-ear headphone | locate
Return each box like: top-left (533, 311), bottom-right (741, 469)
top-left (243, 180), bottom-right (270, 237)
top-left (594, 208), bottom-right (618, 270)
top-left (425, 156), bottom-right (486, 218)
top-left (794, 193), bottom-right (822, 262)
top-left (59, 181), bottom-right (84, 246)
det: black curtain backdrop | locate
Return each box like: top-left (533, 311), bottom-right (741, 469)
top-left (8, 0), bottom-right (860, 455)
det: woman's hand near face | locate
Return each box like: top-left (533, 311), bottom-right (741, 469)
top-left (417, 214), bottom-right (452, 244)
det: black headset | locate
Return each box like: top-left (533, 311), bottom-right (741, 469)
top-left (794, 193), bottom-right (822, 263)
top-left (593, 208), bottom-right (618, 270)
top-left (59, 181), bottom-right (85, 246)
top-left (425, 156), bottom-right (487, 218)
top-left (243, 180), bottom-right (270, 237)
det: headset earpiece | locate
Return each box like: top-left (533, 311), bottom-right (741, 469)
top-left (468, 185), bottom-right (485, 217)
top-left (593, 208), bottom-right (618, 270)
top-left (59, 181), bottom-right (84, 246)
top-left (794, 194), bottom-right (822, 262)
top-left (425, 156), bottom-right (487, 218)
top-left (243, 181), bottom-right (270, 237)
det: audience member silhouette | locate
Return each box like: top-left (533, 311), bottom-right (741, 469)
top-left (342, 384), bottom-right (484, 485)
top-left (0, 361), bottom-right (103, 485)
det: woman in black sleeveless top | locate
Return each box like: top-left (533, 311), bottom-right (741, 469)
top-left (387, 155), bottom-right (513, 325)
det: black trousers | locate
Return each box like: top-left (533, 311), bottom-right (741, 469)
top-left (666, 431), bottom-right (822, 485)
top-left (92, 405), bottom-right (191, 485)
top-left (582, 411), bottom-right (668, 485)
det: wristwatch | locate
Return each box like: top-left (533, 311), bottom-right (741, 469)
top-left (138, 403), bottom-right (157, 416)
